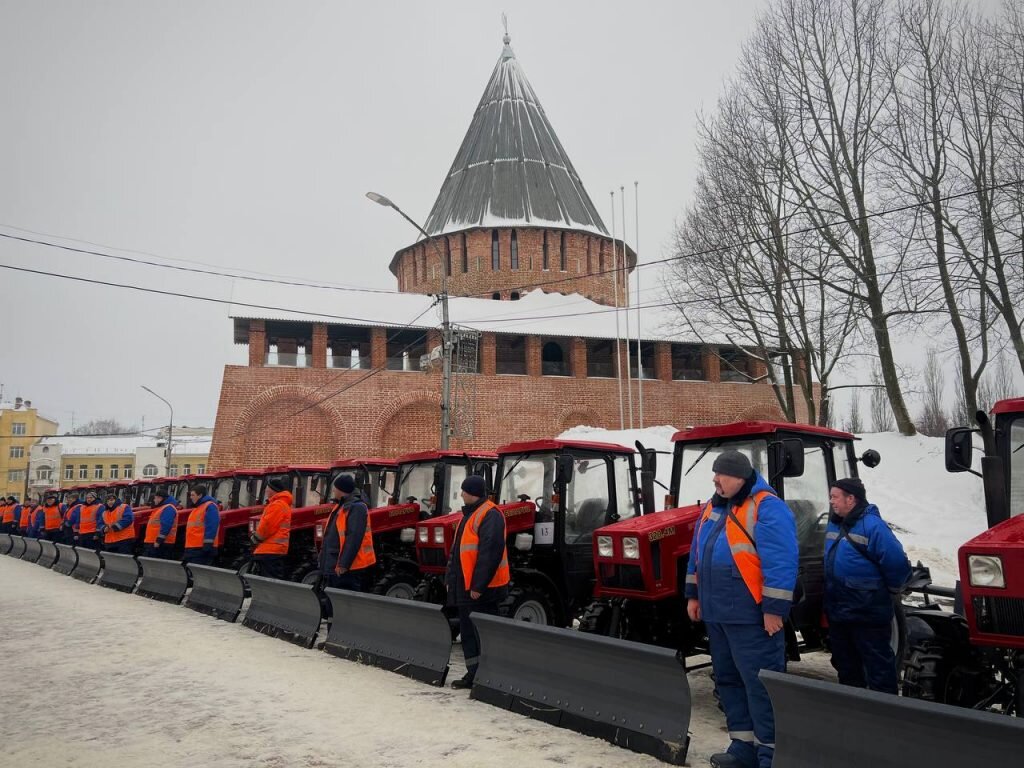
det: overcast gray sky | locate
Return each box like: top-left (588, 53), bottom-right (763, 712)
top-left (0, 0), bottom-right (1009, 432)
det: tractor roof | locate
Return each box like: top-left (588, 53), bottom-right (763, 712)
top-left (672, 421), bottom-right (854, 443)
top-left (397, 449), bottom-right (498, 464)
top-left (331, 457), bottom-right (398, 469)
top-left (992, 397), bottom-right (1024, 415)
top-left (497, 438), bottom-right (634, 456)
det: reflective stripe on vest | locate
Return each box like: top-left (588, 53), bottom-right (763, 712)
top-left (103, 504), bottom-right (135, 544)
top-left (43, 504), bottom-right (63, 531)
top-left (144, 504), bottom-right (178, 545)
top-left (185, 501), bottom-right (218, 549)
top-left (336, 502), bottom-right (375, 570)
top-left (79, 504), bottom-right (101, 534)
top-left (459, 500), bottom-right (511, 590)
top-left (698, 491), bottom-right (772, 604)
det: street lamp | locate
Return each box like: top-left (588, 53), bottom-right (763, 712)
top-left (141, 385), bottom-right (173, 476)
top-left (366, 191), bottom-right (453, 450)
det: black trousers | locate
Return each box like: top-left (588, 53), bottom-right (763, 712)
top-left (829, 622), bottom-right (899, 694)
top-left (253, 554), bottom-right (286, 580)
top-left (457, 596), bottom-right (502, 681)
top-left (143, 544), bottom-right (173, 559)
top-left (183, 549), bottom-right (216, 566)
top-left (77, 533), bottom-right (98, 550)
top-left (326, 569), bottom-right (370, 592)
top-left (105, 539), bottom-right (135, 555)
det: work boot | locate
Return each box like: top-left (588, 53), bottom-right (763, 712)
top-left (709, 753), bottom-right (745, 768)
top-left (450, 674), bottom-right (474, 690)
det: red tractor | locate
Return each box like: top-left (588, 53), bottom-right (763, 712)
top-left (901, 397), bottom-right (1024, 714)
top-left (414, 439), bottom-right (642, 626)
top-left (582, 421), bottom-right (885, 660)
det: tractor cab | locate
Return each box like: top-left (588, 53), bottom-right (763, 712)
top-left (588, 421), bottom-right (877, 652)
top-left (327, 458), bottom-right (398, 511)
top-left (415, 440), bottom-right (640, 626)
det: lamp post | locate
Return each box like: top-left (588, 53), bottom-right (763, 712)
top-left (366, 191), bottom-right (452, 450)
top-left (141, 385), bottom-right (173, 476)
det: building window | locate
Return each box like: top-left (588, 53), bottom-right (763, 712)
top-left (461, 233), bottom-right (469, 273)
top-left (169, 464), bottom-right (179, 476)
top-left (586, 238), bottom-right (592, 273)
top-left (110, 465), bottom-right (119, 479)
top-left (511, 230), bottom-right (519, 270)
top-left (671, 345), bottom-right (705, 380)
top-left (586, 340), bottom-right (616, 378)
top-left (541, 340), bottom-right (569, 376)
top-left (560, 232), bottom-right (568, 271)
top-left (198, 464), bottom-right (206, 474)
top-left (328, 326), bottom-right (372, 370)
top-left (444, 238), bottom-right (452, 277)
top-left (11, 422), bottom-right (25, 436)
top-left (124, 465), bottom-right (133, 479)
top-left (64, 465), bottom-right (74, 480)
top-left (629, 341), bottom-right (657, 380)
top-left (142, 464), bottom-right (158, 478)
top-left (542, 232), bottom-right (549, 270)
top-left (93, 465), bottom-right (103, 480)
top-left (78, 465), bottom-right (88, 480)
top-left (720, 348), bottom-right (752, 383)
top-left (510, 291), bottom-right (520, 300)
top-left (386, 330), bottom-right (428, 372)
top-left (183, 464), bottom-right (192, 475)
top-left (495, 334), bottom-right (527, 375)
top-left (7, 470), bottom-right (24, 482)
top-left (491, 230), bottom-right (500, 271)
top-left (9, 446), bottom-right (24, 459)
top-left (36, 468), bottom-right (53, 481)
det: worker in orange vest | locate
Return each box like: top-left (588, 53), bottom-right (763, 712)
top-left (62, 491), bottom-right (82, 544)
top-left (32, 490), bottom-right (66, 541)
top-left (319, 474), bottom-right (375, 591)
top-left (183, 484), bottom-right (220, 566)
top-left (143, 487), bottom-right (180, 559)
top-left (69, 490), bottom-right (104, 549)
top-left (251, 475), bottom-right (292, 579)
top-left (19, 496), bottom-right (36, 535)
top-left (100, 491), bottom-right (136, 554)
top-left (1, 496), bottom-right (17, 533)
top-left (446, 475), bottom-right (510, 690)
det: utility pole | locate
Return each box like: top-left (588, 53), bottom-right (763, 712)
top-left (141, 386), bottom-right (173, 475)
top-left (366, 191), bottom-right (452, 449)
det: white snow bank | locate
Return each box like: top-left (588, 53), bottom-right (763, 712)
top-left (559, 425), bottom-right (986, 586)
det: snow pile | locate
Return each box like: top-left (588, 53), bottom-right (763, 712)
top-left (559, 425), bottom-right (986, 586)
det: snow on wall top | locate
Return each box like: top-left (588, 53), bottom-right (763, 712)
top-left (37, 435), bottom-right (162, 455)
top-left (421, 35), bottom-right (608, 239)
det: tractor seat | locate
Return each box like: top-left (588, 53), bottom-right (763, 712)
top-left (573, 498), bottom-right (609, 536)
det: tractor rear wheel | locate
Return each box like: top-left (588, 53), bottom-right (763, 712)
top-left (502, 584), bottom-right (559, 626)
top-left (374, 573), bottom-right (418, 600)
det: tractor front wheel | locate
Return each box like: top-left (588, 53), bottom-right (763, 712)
top-left (502, 584), bottom-right (560, 626)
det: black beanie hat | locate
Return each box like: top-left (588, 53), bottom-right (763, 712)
top-left (333, 474), bottom-right (356, 493)
top-left (461, 475), bottom-right (487, 498)
top-left (153, 486), bottom-right (169, 499)
top-left (711, 450), bottom-right (754, 480)
top-left (267, 475), bottom-right (290, 493)
top-left (832, 477), bottom-right (867, 502)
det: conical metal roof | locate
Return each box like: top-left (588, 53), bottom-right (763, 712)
top-left (423, 35), bottom-right (608, 238)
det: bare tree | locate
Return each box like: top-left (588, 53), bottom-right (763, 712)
top-left (917, 348), bottom-right (950, 436)
top-left (870, 367), bottom-right (896, 431)
top-left (847, 389), bottom-right (864, 433)
top-left (72, 418), bottom-right (136, 435)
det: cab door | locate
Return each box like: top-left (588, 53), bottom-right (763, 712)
top-left (561, 454), bottom-right (614, 608)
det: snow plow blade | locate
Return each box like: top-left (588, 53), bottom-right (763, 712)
top-left (471, 615), bottom-right (691, 765)
top-left (323, 588), bottom-right (452, 686)
top-left (136, 557), bottom-right (189, 604)
top-left (242, 574), bottom-right (323, 648)
top-left (53, 544), bottom-right (77, 575)
top-left (20, 537), bottom-right (42, 563)
top-left (185, 564), bottom-right (245, 622)
top-left (0, 533), bottom-right (12, 555)
top-left (37, 539), bottom-right (59, 568)
top-left (70, 546), bottom-right (101, 583)
top-left (760, 670), bottom-right (1024, 768)
top-left (97, 552), bottom-right (140, 592)
top-left (8, 535), bottom-right (26, 558)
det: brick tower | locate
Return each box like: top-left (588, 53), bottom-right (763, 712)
top-left (389, 33), bottom-right (636, 307)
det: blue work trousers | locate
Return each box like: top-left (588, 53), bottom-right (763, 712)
top-left (707, 621), bottom-right (786, 768)
top-left (828, 622), bottom-right (898, 694)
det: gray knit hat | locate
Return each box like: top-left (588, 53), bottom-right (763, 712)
top-left (711, 450), bottom-right (753, 479)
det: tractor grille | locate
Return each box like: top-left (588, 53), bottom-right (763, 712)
top-left (974, 596), bottom-right (1024, 637)
top-left (599, 564), bottom-right (644, 591)
top-left (418, 548), bottom-right (447, 568)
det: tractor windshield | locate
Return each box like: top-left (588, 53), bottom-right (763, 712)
top-left (1010, 416), bottom-right (1024, 518)
top-left (398, 463), bottom-right (435, 514)
top-left (499, 453), bottom-right (556, 518)
top-left (212, 478), bottom-right (234, 509)
top-left (676, 439), bottom-right (769, 507)
top-left (236, 477), bottom-right (260, 508)
top-left (300, 474), bottom-right (329, 507)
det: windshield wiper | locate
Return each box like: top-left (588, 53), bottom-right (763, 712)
top-left (684, 440), bottom-right (721, 477)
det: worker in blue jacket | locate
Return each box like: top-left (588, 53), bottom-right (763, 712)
top-left (825, 478), bottom-right (911, 694)
top-left (685, 450), bottom-right (798, 768)
top-left (62, 491), bottom-right (82, 543)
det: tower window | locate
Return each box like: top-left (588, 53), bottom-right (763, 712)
top-left (560, 232), bottom-right (567, 271)
top-left (542, 232), bottom-right (549, 270)
top-left (444, 238), bottom-right (452, 277)
top-left (586, 238), bottom-right (592, 273)
top-left (461, 233), bottom-right (469, 273)
top-left (510, 291), bottom-right (520, 300)
top-left (491, 230), bottom-right (500, 271)
top-left (492, 292), bottom-right (501, 300)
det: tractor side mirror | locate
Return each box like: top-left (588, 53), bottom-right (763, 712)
top-left (773, 439), bottom-right (805, 478)
top-left (635, 440), bottom-right (657, 475)
top-left (860, 449), bottom-right (881, 469)
top-left (945, 428), bottom-right (974, 473)
top-left (432, 464), bottom-right (444, 496)
top-left (556, 454), bottom-right (575, 485)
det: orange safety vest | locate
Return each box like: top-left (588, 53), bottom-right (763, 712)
top-left (79, 503), bottom-right (101, 534)
top-left (697, 490), bottom-right (772, 604)
top-left (185, 500), bottom-right (218, 549)
top-left (0, 504), bottom-right (9, 524)
top-left (335, 501), bottom-right (376, 570)
top-left (458, 500), bottom-right (511, 590)
top-left (144, 503), bottom-right (178, 545)
top-left (43, 504), bottom-right (63, 531)
top-left (103, 504), bottom-right (135, 544)
top-left (19, 505), bottom-right (33, 530)
top-left (254, 491), bottom-right (292, 556)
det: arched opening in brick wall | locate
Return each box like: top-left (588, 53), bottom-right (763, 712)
top-left (232, 390), bottom-right (344, 468)
top-left (379, 400), bottom-right (441, 457)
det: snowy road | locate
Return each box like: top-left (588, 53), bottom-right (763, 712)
top-left (0, 555), bottom-right (841, 767)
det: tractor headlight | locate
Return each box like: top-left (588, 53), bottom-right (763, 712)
top-left (315, 524), bottom-right (324, 538)
top-left (968, 555), bottom-right (1005, 588)
top-left (597, 535), bottom-right (613, 558)
top-left (400, 527), bottom-right (416, 543)
top-left (417, 527), bottom-right (428, 543)
top-left (433, 526), bottom-right (445, 544)
top-left (622, 536), bottom-right (640, 560)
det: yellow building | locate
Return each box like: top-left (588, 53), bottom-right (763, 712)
top-left (0, 397), bottom-right (58, 500)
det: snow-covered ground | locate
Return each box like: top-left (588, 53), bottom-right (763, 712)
top-left (561, 425), bottom-right (986, 586)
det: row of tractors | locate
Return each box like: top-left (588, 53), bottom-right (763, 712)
top-left (46, 398), bottom-right (1024, 714)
